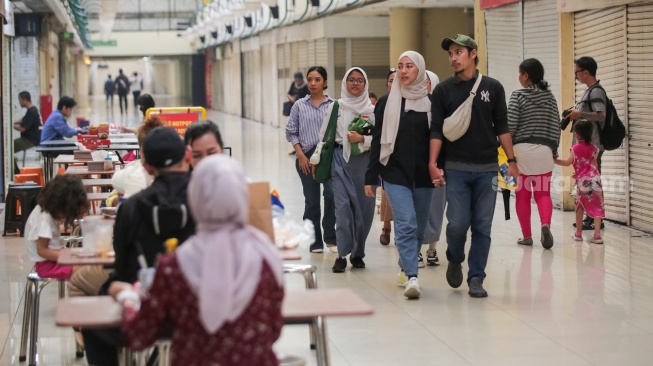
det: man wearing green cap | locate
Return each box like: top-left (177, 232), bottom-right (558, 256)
top-left (429, 34), bottom-right (519, 298)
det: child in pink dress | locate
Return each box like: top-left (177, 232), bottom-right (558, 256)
top-left (25, 175), bottom-right (89, 279)
top-left (554, 120), bottom-right (605, 244)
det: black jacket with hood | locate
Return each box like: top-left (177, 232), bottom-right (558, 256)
top-left (100, 172), bottom-right (195, 294)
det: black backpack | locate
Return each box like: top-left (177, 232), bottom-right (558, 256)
top-left (585, 85), bottom-right (626, 151)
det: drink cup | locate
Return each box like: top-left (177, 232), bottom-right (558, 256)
top-left (138, 268), bottom-right (156, 295)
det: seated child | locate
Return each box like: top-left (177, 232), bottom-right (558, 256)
top-left (25, 175), bottom-right (89, 279)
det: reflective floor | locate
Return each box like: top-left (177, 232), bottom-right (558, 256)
top-left (3, 108), bottom-right (653, 365)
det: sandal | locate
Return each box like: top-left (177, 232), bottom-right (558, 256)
top-left (517, 237), bottom-right (533, 246)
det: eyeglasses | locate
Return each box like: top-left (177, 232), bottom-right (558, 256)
top-left (347, 78), bottom-right (366, 85)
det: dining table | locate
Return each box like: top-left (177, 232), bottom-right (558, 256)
top-left (64, 166), bottom-right (116, 177)
top-left (55, 289), bottom-right (373, 366)
top-left (37, 146), bottom-right (79, 182)
top-left (57, 247), bottom-right (116, 266)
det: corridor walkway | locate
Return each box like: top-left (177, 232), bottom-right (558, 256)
top-left (1, 111), bottom-right (652, 365)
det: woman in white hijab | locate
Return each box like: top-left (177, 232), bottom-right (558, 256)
top-left (317, 67), bottom-right (376, 274)
top-left (110, 154), bottom-right (284, 366)
top-left (363, 51), bottom-right (434, 299)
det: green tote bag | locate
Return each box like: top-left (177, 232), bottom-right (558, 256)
top-left (313, 101), bottom-right (339, 183)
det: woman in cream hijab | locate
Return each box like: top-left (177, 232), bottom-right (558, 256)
top-left (364, 51), bottom-right (434, 299)
top-left (110, 154), bottom-right (284, 366)
top-left (317, 67), bottom-right (376, 273)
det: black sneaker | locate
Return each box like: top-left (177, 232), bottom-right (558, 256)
top-left (332, 257), bottom-right (347, 273)
top-left (446, 262), bottom-right (463, 288)
top-left (426, 249), bottom-right (439, 266)
top-left (350, 257), bottom-right (365, 269)
top-left (468, 277), bottom-right (488, 298)
top-left (418, 252), bottom-right (425, 268)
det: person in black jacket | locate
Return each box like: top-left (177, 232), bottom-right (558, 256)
top-left (115, 69), bottom-right (131, 115)
top-left (82, 126), bottom-right (195, 366)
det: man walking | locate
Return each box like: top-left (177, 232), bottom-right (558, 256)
top-left (130, 72), bottom-right (143, 110)
top-left (115, 69), bottom-right (130, 115)
top-left (429, 34), bottom-right (519, 298)
top-left (13, 91), bottom-right (42, 173)
top-left (563, 56), bottom-right (607, 230)
top-left (104, 75), bottom-right (115, 109)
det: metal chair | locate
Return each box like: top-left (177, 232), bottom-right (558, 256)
top-left (19, 273), bottom-right (69, 365)
top-left (19, 224), bottom-right (84, 364)
top-left (283, 263), bottom-right (318, 349)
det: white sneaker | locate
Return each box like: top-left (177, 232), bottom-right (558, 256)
top-left (326, 244), bottom-right (338, 253)
top-left (403, 277), bottom-right (422, 299)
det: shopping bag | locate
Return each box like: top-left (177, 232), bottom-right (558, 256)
top-left (248, 182), bottom-right (275, 241)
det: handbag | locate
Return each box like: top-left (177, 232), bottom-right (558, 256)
top-left (443, 74), bottom-right (483, 142)
top-left (313, 101), bottom-right (340, 183)
top-left (282, 101), bottom-right (293, 117)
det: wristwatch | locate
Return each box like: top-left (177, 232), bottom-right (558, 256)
top-left (507, 157), bottom-right (518, 163)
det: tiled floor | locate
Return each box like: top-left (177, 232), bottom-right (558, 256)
top-left (2, 105), bottom-right (653, 365)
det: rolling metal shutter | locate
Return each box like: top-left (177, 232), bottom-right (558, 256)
top-left (315, 38), bottom-right (328, 67)
top-left (351, 38), bottom-right (390, 100)
top-left (486, 2), bottom-right (523, 102)
top-left (277, 43), bottom-right (291, 128)
top-left (627, 3), bottom-right (653, 232)
top-left (523, 0), bottom-right (561, 105)
top-left (261, 44), bottom-right (277, 126)
top-left (296, 41), bottom-right (309, 73)
top-left (333, 39), bottom-right (347, 99)
top-left (574, 6), bottom-right (627, 223)
top-left (242, 51), bottom-right (253, 119)
top-left (523, 0), bottom-right (563, 208)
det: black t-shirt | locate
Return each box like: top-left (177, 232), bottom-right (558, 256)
top-left (21, 106), bottom-right (42, 145)
top-left (365, 94), bottom-right (433, 188)
top-left (431, 73), bottom-right (508, 167)
top-left (288, 83), bottom-right (309, 101)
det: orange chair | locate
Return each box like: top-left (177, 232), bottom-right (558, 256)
top-left (57, 167), bottom-right (66, 175)
top-left (14, 174), bottom-right (40, 185)
top-left (19, 167), bottom-right (44, 186)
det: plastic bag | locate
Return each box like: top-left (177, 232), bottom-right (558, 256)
top-left (273, 216), bottom-right (315, 249)
top-left (269, 190), bottom-right (314, 249)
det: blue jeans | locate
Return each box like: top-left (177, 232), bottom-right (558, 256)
top-left (384, 181), bottom-right (433, 277)
top-left (295, 149), bottom-right (337, 251)
top-left (445, 169), bottom-right (497, 280)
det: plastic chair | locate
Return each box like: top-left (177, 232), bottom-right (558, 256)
top-left (19, 167), bottom-right (44, 186)
top-left (3, 184), bottom-right (41, 237)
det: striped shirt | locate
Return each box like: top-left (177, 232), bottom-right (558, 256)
top-left (507, 84), bottom-right (561, 151)
top-left (285, 95), bottom-right (334, 153)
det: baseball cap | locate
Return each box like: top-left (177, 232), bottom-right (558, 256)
top-left (441, 34), bottom-right (478, 51)
top-left (294, 71), bottom-right (303, 80)
top-left (142, 126), bottom-right (186, 168)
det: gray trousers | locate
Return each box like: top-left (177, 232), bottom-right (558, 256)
top-left (332, 147), bottom-right (376, 258)
top-left (422, 186), bottom-right (446, 245)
